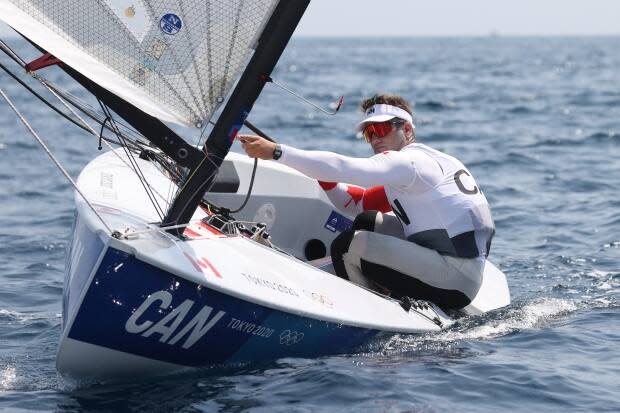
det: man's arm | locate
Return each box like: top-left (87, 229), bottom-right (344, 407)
top-left (238, 135), bottom-right (415, 188)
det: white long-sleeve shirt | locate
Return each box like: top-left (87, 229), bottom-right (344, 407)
top-left (278, 143), bottom-right (495, 258)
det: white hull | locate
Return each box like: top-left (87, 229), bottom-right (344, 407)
top-left (57, 149), bottom-right (509, 379)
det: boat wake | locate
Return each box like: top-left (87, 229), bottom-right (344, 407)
top-left (375, 297), bottom-right (581, 355)
top-left (372, 263), bottom-right (619, 356)
top-left (442, 298), bottom-right (578, 341)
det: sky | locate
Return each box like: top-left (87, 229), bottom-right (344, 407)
top-left (294, 0), bottom-right (620, 37)
top-left (0, 1), bottom-right (618, 38)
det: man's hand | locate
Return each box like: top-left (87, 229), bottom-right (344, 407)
top-left (237, 134), bottom-right (277, 160)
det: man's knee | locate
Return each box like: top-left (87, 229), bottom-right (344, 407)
top-left (330, 229), bottom-right (355, 280)
top-left (331, 229), bottom-right (372, 281)
top-left (331, 230), bottom-right (354, 258)
top-left (352, 210), bottom-right (379, 232)
top-left (353, 211), bottom-right (404, 239)
top-left (331, 211), bottom-right (378, 273)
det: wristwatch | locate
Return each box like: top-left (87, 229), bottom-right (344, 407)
top-left (272, 143), bottom-right (282, 160)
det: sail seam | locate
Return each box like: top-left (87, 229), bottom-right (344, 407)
top-left (220, 1), bottom-right (245, 99)
top-left (178, 0), bottom-right (210, 122)
top-left (140, 1), bottom-right (202, 124)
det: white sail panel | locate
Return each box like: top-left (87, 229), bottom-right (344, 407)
top-left (104, 0), bottom-right (151, 43)
top-left (0, 0), bottom-right (280, 127)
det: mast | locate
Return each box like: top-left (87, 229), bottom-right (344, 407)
top-left (1, 0), bottom-right (310, 237)
top-left (163, 0), bottom-right (310, 235)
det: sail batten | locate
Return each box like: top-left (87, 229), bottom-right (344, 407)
top-left (0, 0), bottom-right (280, 128)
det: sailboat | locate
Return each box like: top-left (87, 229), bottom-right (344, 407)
top-left (0, 1), bottom-right (509, 379)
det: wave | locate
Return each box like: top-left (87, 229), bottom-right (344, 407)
top-left (586, 131), bottom-right (619, 141)
top-left (376, 297), bottom-right (581, 354)
top-left (523, 138), bottom-right (584, 148)
top-left (507, 106), bottom-right (534, 114)
top-left (0, 309), bottom-right (58, 324)
top-left (13, 189), bottom-right (47, 199)
top-left (415, 100), bottom-right (456, 111)
top-left (568, 97), bottom-right (620, 107)
top-left (558, 178), bottom-right (614, 193)
top-left (521, 131), bottom-right (618, 149)
top-left (441, 298), bottom-right (579, 341)
top-left (602, 241), bottom-right (620, 249)
top-left (505, 151), bottom-right (541, 165)
top-left (2, 141), bottom-right (37, 150)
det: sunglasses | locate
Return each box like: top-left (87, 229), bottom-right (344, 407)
top-left (362, 120), bottom-right (404, 143)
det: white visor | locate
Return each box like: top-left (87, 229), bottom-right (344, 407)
top-left (355, 104), bottom-right (415, 132)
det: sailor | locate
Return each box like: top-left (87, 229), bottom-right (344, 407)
top-left (238, 94), bottom-right (495, 310)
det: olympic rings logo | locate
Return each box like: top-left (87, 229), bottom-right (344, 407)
top-left (279, 329), bottom-right (304, 346)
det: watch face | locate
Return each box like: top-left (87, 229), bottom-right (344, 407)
top-left (273, 145), bottom-right (282, 160)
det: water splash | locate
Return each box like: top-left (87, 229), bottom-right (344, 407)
top-left (380, 297), bottom-right (580, 354)
top-left (0, 367), bottom-right (17, 391)
top-left (0, 309), bottom-right (57, 324)
top-left (453, 298), bottom-right (577, 340)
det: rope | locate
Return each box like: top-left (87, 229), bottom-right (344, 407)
top-left (42, 79), bottom-right (175, 210)
top-left (0, 51), bottom-right (178, 217)
top-left (96, 99), bottom-right (166, 220)
top-left (0, 38), bottom-right (26, 67)
top-left (44, 80), bottom-right (176, 212)
top-left (36, 75), bottom-right (145, 143)
top-left (229, 157), bottom-right (257, 213)
top-left (0, 38), bottom-right (145, 145)
top-left (0, 40), bottom-right (260, 225)
top-left (0, 86), bottom-right (114, 234)
top-left (0, 60), bottom-right (101, 138)
top-left (201, 118), bottom-right (268, 214)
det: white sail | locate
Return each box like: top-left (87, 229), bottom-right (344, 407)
top-left (0, 0), bottom-right (280, 127)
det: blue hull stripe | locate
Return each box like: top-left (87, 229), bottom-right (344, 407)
top-left (68, 248), bottom-right (378, 367)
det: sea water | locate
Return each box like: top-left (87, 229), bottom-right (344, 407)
top-left (0, 37), bottom-right (618, 412)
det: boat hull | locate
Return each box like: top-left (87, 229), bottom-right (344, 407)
top-left (57, 149), bottom-right (506, 379)
top-left (58, 244), bottom-right (379, 378)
